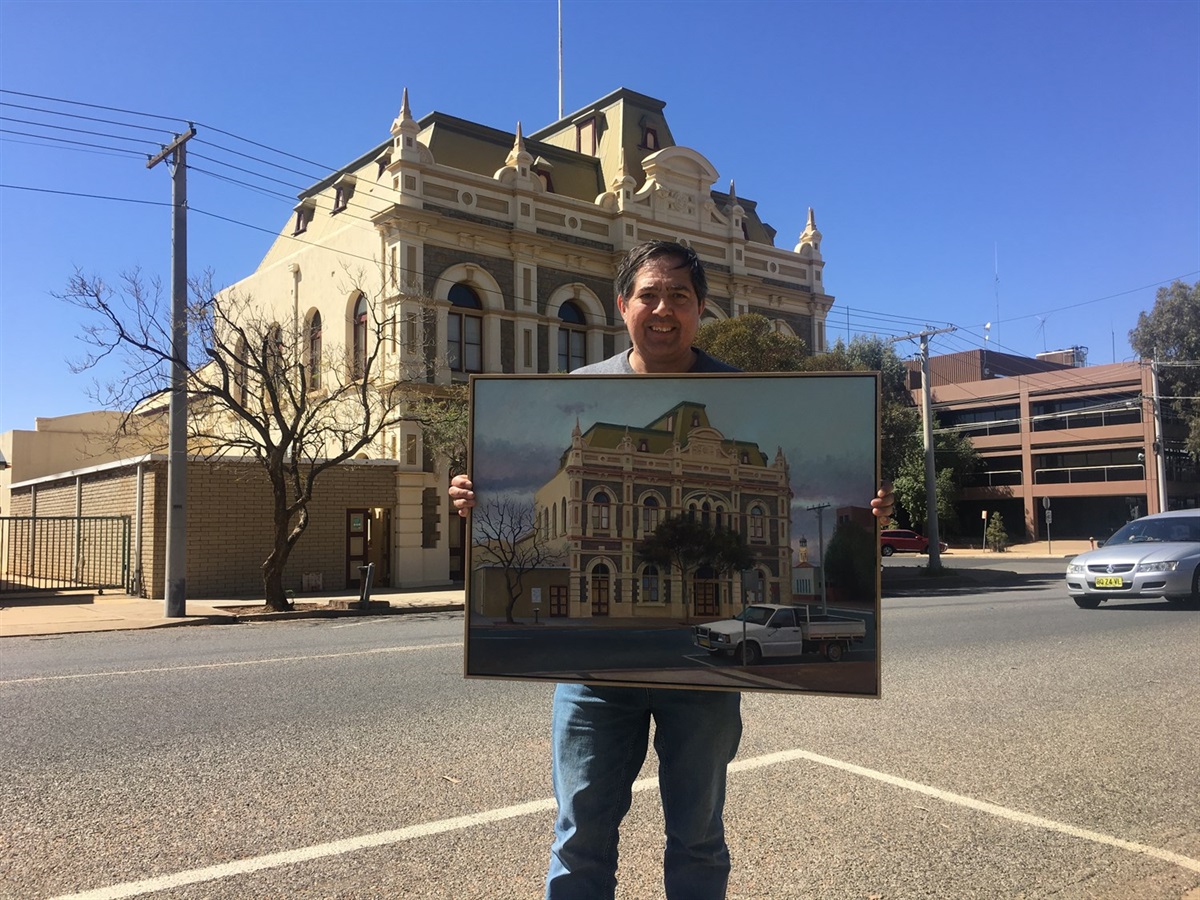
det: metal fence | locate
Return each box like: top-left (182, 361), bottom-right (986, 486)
top-left (0, 516), bottom-right (131, 594)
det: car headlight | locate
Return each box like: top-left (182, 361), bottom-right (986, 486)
top-left (1137, 560), bottom-right (1180, 573)
top-left (1067, 563), bottom-right (1085, 574)
top-left (715, 633), bottom-right (730, 643)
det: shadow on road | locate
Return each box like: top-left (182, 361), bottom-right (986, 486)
top-left (883, 567), bottom-right (1061, 598)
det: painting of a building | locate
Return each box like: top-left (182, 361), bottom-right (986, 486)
top-left (522, 400), bottom-right (792, 621)
top-left (465, 373), bottom-right (879, 693)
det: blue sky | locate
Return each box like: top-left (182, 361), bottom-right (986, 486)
top-left (1, 0), bottom-right (1197, 434)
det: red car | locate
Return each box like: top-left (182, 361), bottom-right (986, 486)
top-left (880, 529), bottom-right (948, 556)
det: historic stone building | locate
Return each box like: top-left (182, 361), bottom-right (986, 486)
top-left (514, 401), bottom-right (793, 621)
top-left (4, 88), bottom-right (835, 600)
top-left (219, 86), bottom-right (835, 591)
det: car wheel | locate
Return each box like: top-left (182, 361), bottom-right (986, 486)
top-left (738, 642), bottom-right (762, 665)
top-left (881, 545), bottom-right (895, 557)
top-left (1073, 596), bottom-right (1102, 609)
top-left (825, 642), bottom-right (844, 662)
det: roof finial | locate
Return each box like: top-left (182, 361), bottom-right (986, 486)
top-left (505, 121), bottom-right (533, 168)
top-left (796, 206), bottom-right (823, 255)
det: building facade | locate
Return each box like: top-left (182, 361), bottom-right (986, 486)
top-left (503, 401), bottom-right (793, 621)
top-left (220, 87), bottom-right (834, 590)
top-left (916, 353), bottom-right (1198, 541)
top-left (5, 457), bottom-right (397, 598)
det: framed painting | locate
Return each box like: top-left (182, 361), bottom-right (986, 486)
top-left (464, 372), bottom-right (881, 697)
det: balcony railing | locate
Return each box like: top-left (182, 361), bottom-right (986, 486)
top-left (1033, 464), bottom-right (1145, 485)
top-left (964, 469), bottom-right (1023, 488)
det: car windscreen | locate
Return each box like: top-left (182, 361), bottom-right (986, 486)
top-left (1106, 516), bottom-right (1200, 545)
top-left (733, 606), bottom-right (774, 626)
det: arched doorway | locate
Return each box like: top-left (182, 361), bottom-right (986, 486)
top-left (590, 563), bottom-right (611, 616)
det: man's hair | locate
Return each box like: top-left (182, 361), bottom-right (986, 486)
top-left (614, 240), bottom-right (708, 304)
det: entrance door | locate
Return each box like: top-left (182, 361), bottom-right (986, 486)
top-left (694, 566), bottom-right (719, 617)
top-left (590, 564), bottom-right (610, 616)
top-left (347, 509), bottom-right (370, 587)
top-left (693, 581), bottom-right (719, 617)
top-left (549, 585), bottom-right (568, 617)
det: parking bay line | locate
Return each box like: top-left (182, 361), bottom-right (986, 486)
top-left (0, 643), bottom-right (463, 685)
top-left (49, 747), bottom-right (1200, 899)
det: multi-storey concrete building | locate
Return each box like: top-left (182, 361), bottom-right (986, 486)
top-left (914, 351), bottom-right (1197, 542)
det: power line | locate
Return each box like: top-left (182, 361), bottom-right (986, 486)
top-left (0, 99), bottom-right (178, 136)
top-left (0, 88), bottom-right (189, 126)
top-left (0, 182), bottom-right (171, 207)
top-left (0, 128), bottom-right (149, 157)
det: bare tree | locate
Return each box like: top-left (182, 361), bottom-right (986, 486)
top-left (60, 268), bottom-right (465, 611)
top-left (472, 498), bottom-right (562, 623)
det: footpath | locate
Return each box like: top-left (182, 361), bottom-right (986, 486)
top-left (0, 540), bottom-right (1091, 640)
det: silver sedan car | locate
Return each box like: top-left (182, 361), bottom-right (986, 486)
top-left (1066, 510), bottom-right (1200, 608)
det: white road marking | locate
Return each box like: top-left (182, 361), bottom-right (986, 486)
top-left (731, 748), bottom-right (1200, 875)
top-left (47, 746), bottom-right (1200, 899)
top-left (0, 643), bottom-right (462, 685)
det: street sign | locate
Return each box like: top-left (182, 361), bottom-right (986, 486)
top-left (1042, 497), bottom-right (1051, 510)
top-left (1045, 510), bottom-right (1053, 524)
top-left (981, 509), bottom-right (988, 520)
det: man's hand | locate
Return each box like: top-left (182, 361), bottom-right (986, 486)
top-left (449, 473), bottom-right (475, 518)
top-left (871, 482), bottom-right (895, 524)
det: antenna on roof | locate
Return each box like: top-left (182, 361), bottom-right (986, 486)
top-left (1035, 315), bottom-right (1049, 352)
top-left (558, 0), bottom-right (564, 120)
top-left (993, 243), bottom-right (1000, 348)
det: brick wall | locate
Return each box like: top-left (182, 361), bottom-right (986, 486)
top-left (10, 458), bottom-right (400, 600)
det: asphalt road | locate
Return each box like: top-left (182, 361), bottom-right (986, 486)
top-left (2, 569), bottom-right (1199, 900)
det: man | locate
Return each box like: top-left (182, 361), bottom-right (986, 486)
top-left (450, 241), bottom-right (893, 899)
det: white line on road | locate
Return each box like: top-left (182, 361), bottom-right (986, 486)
top-left (48, 746), bottom-right (1200, 899)
top-left (731, 748), bottom-right (1200, 875)
top-left (0, 643), bottom-right (462, 685)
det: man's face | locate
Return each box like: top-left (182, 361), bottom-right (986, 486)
top-left (617, 254), bottom-right (705, 373)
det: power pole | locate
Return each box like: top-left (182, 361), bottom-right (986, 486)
top-left (892, 326), bottom-right (956, 571)
top-left (148, 125), bottom-right (195, 618)
top-left (808, 502), bottom-right (829, 614)
top-left (1150, 357), bottom-right (1168, 513)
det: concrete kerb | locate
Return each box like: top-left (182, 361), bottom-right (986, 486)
top-left (0, 586), bottom-right (467, 639)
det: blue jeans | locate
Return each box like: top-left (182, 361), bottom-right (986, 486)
top-left (545, 683), bottom-right (743, 900)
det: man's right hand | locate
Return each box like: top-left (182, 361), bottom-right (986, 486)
top-left (449, 473), bottom-right (475, 518)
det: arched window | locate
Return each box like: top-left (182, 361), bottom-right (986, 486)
top-left (552, 502), bottom-right (558, 536)
top-left (641, 496), bottom-right (660, 535)
top-left (749, 505), bottom-right (766, 541)
top-left (352, 295), bottom-right (369, 378)
top-left (307, 311), bottom-right (322, 390)
top-left (561, 497), bottom-right (567, 534)
top-left (641, 565), bottom-right (660, 603)
top-left (448, 284), bottom-right (483, 373)
top-left (557, 300), bottom-right (587, 372)
top-left (232, 336), bottom-right (248, 404)
top-left (591, 491), bottom-right (611, 532)
top-left (264, 324), bottom-right (284, 390)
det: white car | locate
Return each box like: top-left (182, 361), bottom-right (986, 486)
top-left (1066, 510), bottom-right (1200, 608)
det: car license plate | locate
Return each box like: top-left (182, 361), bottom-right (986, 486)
top-left (697, 636), bottom-right (711, 648)
top-left (1094, 576), bottom-right (1124, 588)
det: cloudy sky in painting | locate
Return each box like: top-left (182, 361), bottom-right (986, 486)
top-left (470, 373), bottom-right (877, 548)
